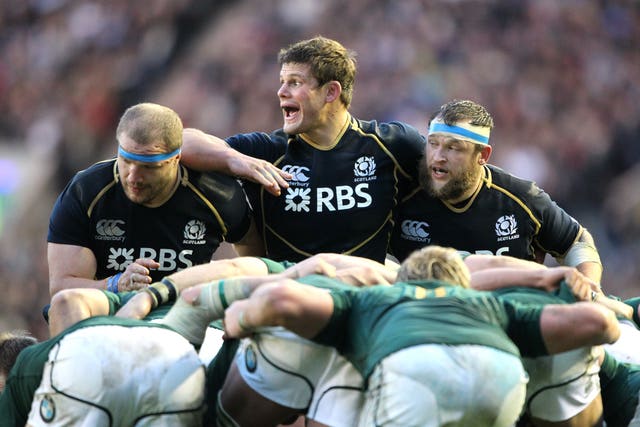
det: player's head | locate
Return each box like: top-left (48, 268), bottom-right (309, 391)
top-left (116, 103), bottom-right (183, 206)
top-left (278, 36), bottom-right (357, 108)
top-left (0, 330), bottom-right (37, 393)
top-left (397, 246), bottom-right (471, 288)
top-left (116, 102), bottom-right (183, 152)
top-left (421, 99), bottom-right (494, 203)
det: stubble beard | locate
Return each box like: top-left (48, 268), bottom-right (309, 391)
top-left (419, 160), bottom-right (481, 202)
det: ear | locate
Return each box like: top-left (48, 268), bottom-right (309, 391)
top-left (325, 81), bottom-right (342, 103)
top-left (478, 145), bottom-right (492, 164)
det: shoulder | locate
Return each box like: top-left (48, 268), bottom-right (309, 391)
top-left (59, 159), bottom-right (117, 202)
top-left (226, 130), bottom-right (288, 146)
top-left (70, 159), bottom-right (116, 184)
top-left (486, 165), bottom-right (547, 198)
top-left (355, 119), bottom-right (425, 145)
top-left (184, 167), bottom-right (244, 194)
top-left (225, 130), bottom-right (288, 160)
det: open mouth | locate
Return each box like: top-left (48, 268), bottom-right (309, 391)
top-left (431, 167), bottom-right (448, 178)
top-left (282, 105), bottom-right (299, 121)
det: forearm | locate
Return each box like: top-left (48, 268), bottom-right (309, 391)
top-left (236, 282), bottom-right (333, 339)
top-left (181, 128), bottom-right (235, 172)
top-left (561, 229), bottom-right (603, 284)
top-left (165, 257), bottom-right (270, 293)
top-left (464, 254), bottom-right (545, 273)
top-left (541, 303), bottom-right (620, 354)
top-left (471, 268), bottom-right (542, 290)
top-left (575, 261), bottom-right (603, 286)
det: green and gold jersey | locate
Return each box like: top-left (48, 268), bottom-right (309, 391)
top-left (600, 351), bottom-right (640, 427)
top-left (312, 279), bottom-right (547, 381)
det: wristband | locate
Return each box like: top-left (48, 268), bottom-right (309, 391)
top-left (107, 273), bottom-right (122, 293)
top-left (144, 277), bottom-right (178, 309)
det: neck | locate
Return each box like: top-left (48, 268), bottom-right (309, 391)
top-left (300, 109), bottom-right (350, 148)
top-left (446, 169), bottom-right (484, 205)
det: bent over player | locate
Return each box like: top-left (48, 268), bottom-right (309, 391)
top-left (47, 102), bottom-right (251, 296)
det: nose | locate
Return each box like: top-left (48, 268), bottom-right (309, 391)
top-left (277, 83), bottom-right (289, 98)
top-left (428, 145), bottom-right (446, 163)
top-left (126, 164), bottom-right (144, 184)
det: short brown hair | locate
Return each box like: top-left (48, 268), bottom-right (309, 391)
top-left (116, 103), bottom-right (183, 151)
top-left (430, 99), bottom-right (494, 129)
top-left (278, 36), bottom-right (357, 108)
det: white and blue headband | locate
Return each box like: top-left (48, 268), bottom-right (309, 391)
top-left (428, 119), bottom-right (491, 145)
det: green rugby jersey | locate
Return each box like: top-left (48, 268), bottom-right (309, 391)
top-left (600, 351), bottom-right (640, 427)
top-left (312, 279), bottom-right (547, 381)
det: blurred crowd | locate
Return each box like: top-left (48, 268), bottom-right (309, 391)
top-left (1, 0), bottom-right (639, 339)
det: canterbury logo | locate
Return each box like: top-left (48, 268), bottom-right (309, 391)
top-left (96, 219), bottom-right (125, 237)
top-left (401, 220), bottom-right (430, 239)
top-left (281, 165), bottom-right (310, 182)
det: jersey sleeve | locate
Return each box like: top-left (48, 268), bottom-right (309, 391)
top-left (378, 121), bottom-right (426, 181)
top-left (524, 182), bottom-right (581, 257)
top-left (195, 171), bottom-right (252, 243)
top-left (226, 131), bottom-right (289, 163)
top-left (47, 173), bottom-right (93, 247)
top-left (310, 288), bottom-right (353, 352)
top-left (501, 299), bottom-right (548, 357)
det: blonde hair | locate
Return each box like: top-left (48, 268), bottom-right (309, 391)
top-left (397, 246), bottom-right (470, 288)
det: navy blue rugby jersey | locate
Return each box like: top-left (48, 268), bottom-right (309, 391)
top-left (227, 116), bottom-right (425, 263)
top-left (390, 164), bottom-right (581, 262)
top-left (47, 160), bottom-right (251, 281)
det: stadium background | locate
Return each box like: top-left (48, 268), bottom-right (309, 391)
top-left (0, 0), bottom-right (638, 340)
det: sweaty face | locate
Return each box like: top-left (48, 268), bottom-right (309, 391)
top-left (277, 63), bottom-right (328, 135)
top-left (117, 135), bottom-right (180, 207)
top-left (420, 135), bottom-right (483, 203)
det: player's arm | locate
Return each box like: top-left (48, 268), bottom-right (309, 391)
top-left (181, 128), bottom-right (290, 196)
top-left (48, 243), bottom-right (102, 296)
top-left (471, 266), bottom-right (574, 292)
top-left (224, 280), bottom-right (334, 339)
top-left (539, 302), bottom-right (620, 354)
top-left (464, 253), bottom-right (546, 273)
top-left (558, 228), bottom-right (603, 285)
top-left (115, 256), bottom-right (272, 319)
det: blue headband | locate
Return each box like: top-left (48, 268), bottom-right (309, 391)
top-left (118, 146), bottom-right (181, 163)
top-left (428, 122), bottom-right (490, 145)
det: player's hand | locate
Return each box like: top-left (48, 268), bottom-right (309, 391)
top-left (564, 269), bottom-right (593, 301)
top-left (335, 266), bottom-right (395, 287)
top-left (115, 290), bottom-right (154, 319)
top-left (223, 300), bottom-right (254, 339)
top-left (227, 154), bottom-right (291, 196)
top-left (118, 258), bottom-right (159, 291)
top-left (287, 257), bottom-right (338, 279)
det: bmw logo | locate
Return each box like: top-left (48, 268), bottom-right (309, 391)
top-left (39, 395), bottom-right (56, 422)
top-left (245, 344), bottom-right (257, 373)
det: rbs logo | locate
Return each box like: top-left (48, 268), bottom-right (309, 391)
top-left (107, 247), bottom-right (193, 272)
top-left (285, 183), bottom-right (372, 212)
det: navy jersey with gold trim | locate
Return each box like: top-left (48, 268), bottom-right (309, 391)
top-left (47, 160), bottom-right (250, 281)
top-left (227, 116), bottom-right (425, 263)
top-left (390, 164), bottom-right (581, 262)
